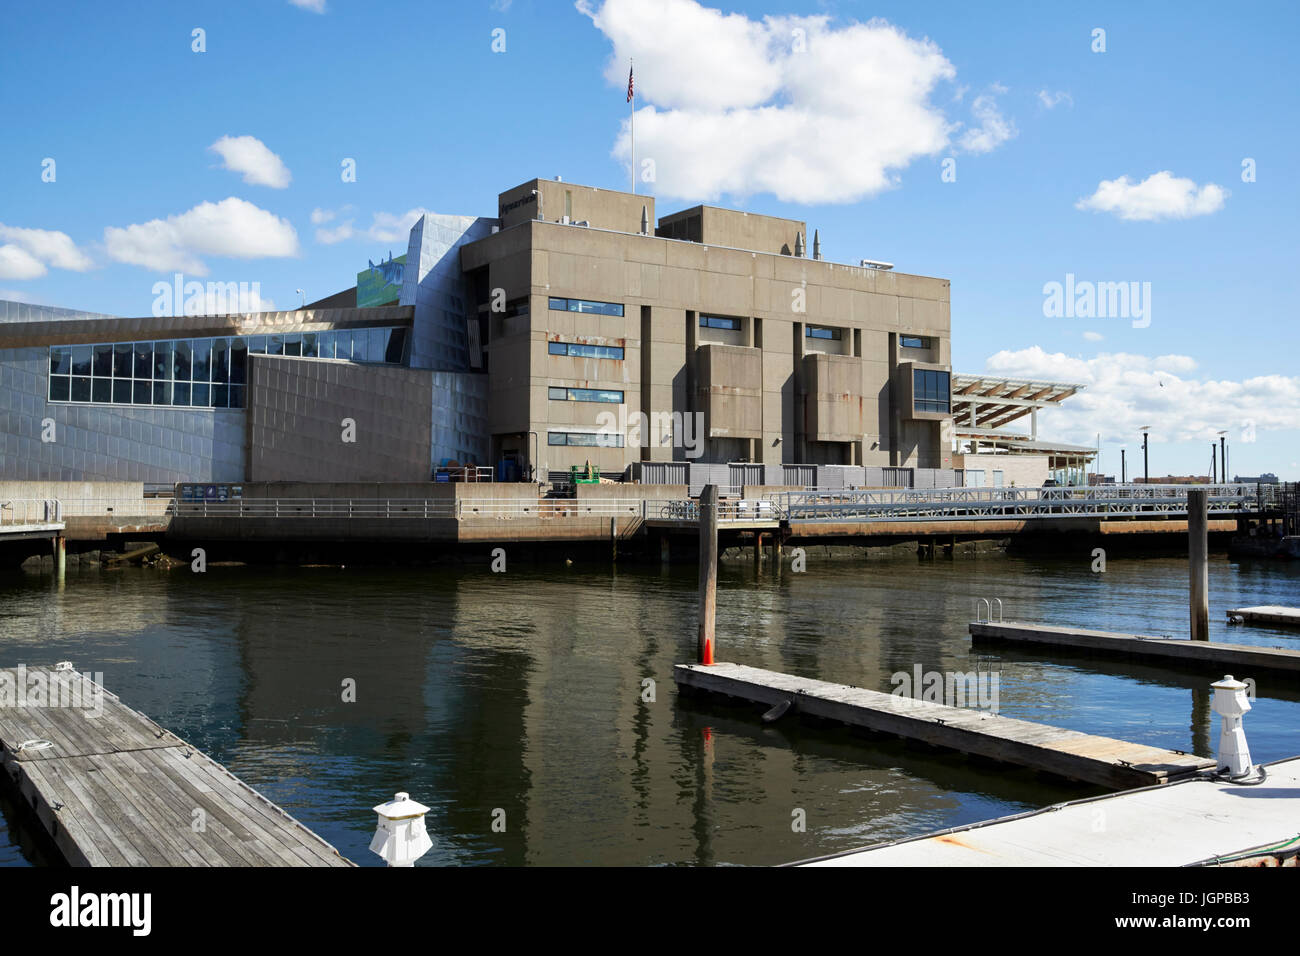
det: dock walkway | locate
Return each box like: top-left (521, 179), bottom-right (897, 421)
top-left (795, 756), bottom-right (1300, 867)
top-left (674, 662), bottom-right (1214, 790)
top-left (1227, 605), bottom-right (1300, 628)
top-left (971, 621), bottom-right (1300, 677)
top-left (0, 665), bottom-right (352, 866)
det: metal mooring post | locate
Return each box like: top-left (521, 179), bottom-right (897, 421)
top-left (697, 485), bottom-right (719, 665)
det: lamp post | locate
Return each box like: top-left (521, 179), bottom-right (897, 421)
top-left (1140, 426), bottom-right (1151, 484)
top-left (1121, 448), bottom-right (1127, 484)
top-left (1217, 430), bottom-right (1228, 483)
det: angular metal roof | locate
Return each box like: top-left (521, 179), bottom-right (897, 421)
top-left (951, 373), bottom-right (1086, 430)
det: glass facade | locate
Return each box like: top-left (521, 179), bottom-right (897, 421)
top-left (49, 327), bottom-right (407, 409)
top-left (913, 368), bottom-right (951, 414)
top-left (901, 335), bottom-right (930, 348)
top-left (700, 315), bottom-right (741, 331)
top-left (548, 386), bottom-right (623, 403)
top-left (547, 431), bottom-right (624, 448)
top-left (547, 341), bottom-right (624, 360)
top-left (548, 297), bottom-right (624, 317)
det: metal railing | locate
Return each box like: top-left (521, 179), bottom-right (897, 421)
top-left (782, 483), bottom-right (1261, 523)
top-left (52, 497), bottom-right (175, 518)
top-left (0, 498), bottom-right (63, 527)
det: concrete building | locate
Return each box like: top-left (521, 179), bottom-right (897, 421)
top-left (4, 176), bottom-right (1105, 491)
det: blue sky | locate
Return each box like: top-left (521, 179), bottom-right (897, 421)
top-left (2, 0), bottom-right (1297, 478)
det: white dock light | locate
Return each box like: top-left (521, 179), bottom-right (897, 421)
top-left (370, 792), bottom-right (432, 867)
top-left (1210, 676), bottom-right (1254, 778)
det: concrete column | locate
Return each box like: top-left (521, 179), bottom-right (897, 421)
top-left (697, 485), bottom-right (719, 664)
top-left (1189, 488), bottom-right (1209, 641)
top-left (55, 535), bottom-right (66, 585)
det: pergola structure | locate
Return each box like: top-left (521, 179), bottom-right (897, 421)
top-left (952, 374), bottom-right (1097, 484)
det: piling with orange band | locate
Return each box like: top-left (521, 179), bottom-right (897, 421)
top-left (697, 484), bottom-right (719, 665)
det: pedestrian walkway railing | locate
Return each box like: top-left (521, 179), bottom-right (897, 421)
top-left (0, 498), bottom-right (63, 528)
top-left (782, 483), bottom-right (1259, 523)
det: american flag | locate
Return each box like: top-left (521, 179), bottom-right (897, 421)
top-left (626, 63), bottom-right (634, 102)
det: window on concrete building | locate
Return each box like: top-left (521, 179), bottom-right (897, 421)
top-left (901, 335), bottom-right (931, 348)
top-left (547, 431), bottom-right (625, 447)
top-left (806, 325), bottom-right (842, 340)
top-left (547, 341), bottom-right (625, 360)
top-left (993, 470), bottom-right (1004, 487)
top-left (967, 469), bottom-right (985, 488)
top-left (700, 315), bottom-right (742, 331)
top-left (913, 368), bottom-right (951, 414)
top-left (548, 386), bottom-right (623, 403)
top-left (548, 297), bottom-right (624, 317)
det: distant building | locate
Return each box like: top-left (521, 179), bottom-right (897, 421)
top-left (1234, 473), bottom-right (1279, 484)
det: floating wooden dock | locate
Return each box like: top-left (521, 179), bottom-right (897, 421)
top-left (795, 756), bottom-right (1300, 867)
top-left (971, 621), bottom-right (1300, 677)
top-left (0, 665), bottom-right (352, 866)
top-left (674, 662), bottom-right (1214, 790)
top-left (1227, 605), bottom-right (1300, 628)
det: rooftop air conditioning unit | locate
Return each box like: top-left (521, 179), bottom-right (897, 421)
top-left (860, 259), bottom-right (894, 271)
top-left (574, 220), bottom-right (590, 227)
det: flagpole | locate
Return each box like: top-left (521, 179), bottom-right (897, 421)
top-left (630, 58), bottom-right (635, 194)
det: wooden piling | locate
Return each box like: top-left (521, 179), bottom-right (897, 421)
top-left (1189, 488), bottom-right (1208, 641)
top-left (698, 485), bottom-right (719, 664)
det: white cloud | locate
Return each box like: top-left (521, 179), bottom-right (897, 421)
top-left (1076, 171), bottom-right (1227, 222)
top-left (0, 224), bottom-right (94, 278)
top-left (0, 288), bottom-right (46, 304)
top-left (312, 207), bottom-right (430, 245)
top-left (1036, 89), bottom-right (1072, 109)
top-left (103, 197), bottom-right (300, 275)
top-left (1082, 331), bottom-right (1103, 342)
top-left (982, 346), bottom-right (1300, 444)
top-left (580, 0), bottom-right (984, 203)
top-left (288, 0), bottom-right (326, 12)
top-left (0, 244), bottom-right (48, 280)
top-left (957, 85), bottom-right (1017, 153)
top-left (209, 135), bottom-right (292, 188)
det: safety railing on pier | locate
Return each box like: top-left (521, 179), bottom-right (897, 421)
top-left (0, 498), bottom-right (63, 528)
top-left (780, 483), bottom-right (1261, 523)
top-left (170, 496), bottom-right (781, 524)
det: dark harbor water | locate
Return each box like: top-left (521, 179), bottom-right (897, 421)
top-left (2, 550), bottom-right (1298, 867)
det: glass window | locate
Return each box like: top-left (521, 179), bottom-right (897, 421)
top-left (229, 384), bottom-right (245, 409)
top-left (133, 380), bottom-right (151, 404)
top-left (113, 379), bottom-right (132, 404)
top-left (901, 335), bottom-right (929, 349)
top-left (384, 328), bottom-right (406, 363)
top-left (92, 344), bottom-right (113, 377)
top-left (247, 335), bottom-right (266, 354)
top-left (912, 369), bottom-right (950, 414)
top-left (317, 331), bottom-right (334, 360)
top-left (267, 334), bottom-right (284, 357)
top-left (71, 346), bottom-right (91, 377)
top-left (191, 383), bottom-right (210, 406)
top-left (134, 342), bottom-right (152, 379)
top-left (71, 376), bottom-right (90, 402)
top-left (334, 330), bottom-right (352, 361)
top-left (368, 327), bottom-right (385, 361)
top-left (806, 325), bottom-right (841, 340)
top-left (213, 384), bottom-right (229, 408)
top-left (301, 333), bottom-right (318, 358)
top-left (282, 333), bottom-right (302, 357)
top-left (230, 338), bottom-right (247, 384)
top-left (212, 338), bottom-right (229, 383)
top-left (154, 341), bottom-right (172, 380)
top-left (549, 386), bottom-right (623, 403)
top-left (549, 297), bottom-right (623, 317)
top-left (113, 342), bottom-right (133, 378)
top-left (153, 380), bottom-right (171, 406)
top-left (50, 347), bottom-right (71, 376)
top-left (172, 382), bottom-right (191, 406)
top-left (92, 378), bottom-right (111, 403)
top-left (49, 376), bottom-right (70, 401)
top-left (173, 340), bottom-right (192, 381)
top-left (700, 315), bottom-right (741, 331)
top-left (192, 340), bottom-right (211, 382)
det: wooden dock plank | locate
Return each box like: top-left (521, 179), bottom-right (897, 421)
top-left (796, 756), bottom-right (1300, 867)
top-left (970, 621), bottom-right (1300, 677)
top-left (0, 665), bottom-right (353, 867)
top-left (674, 662), bottom-right (1214, 790)
top-left (1227, 605), bottom-right (1300, 628)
